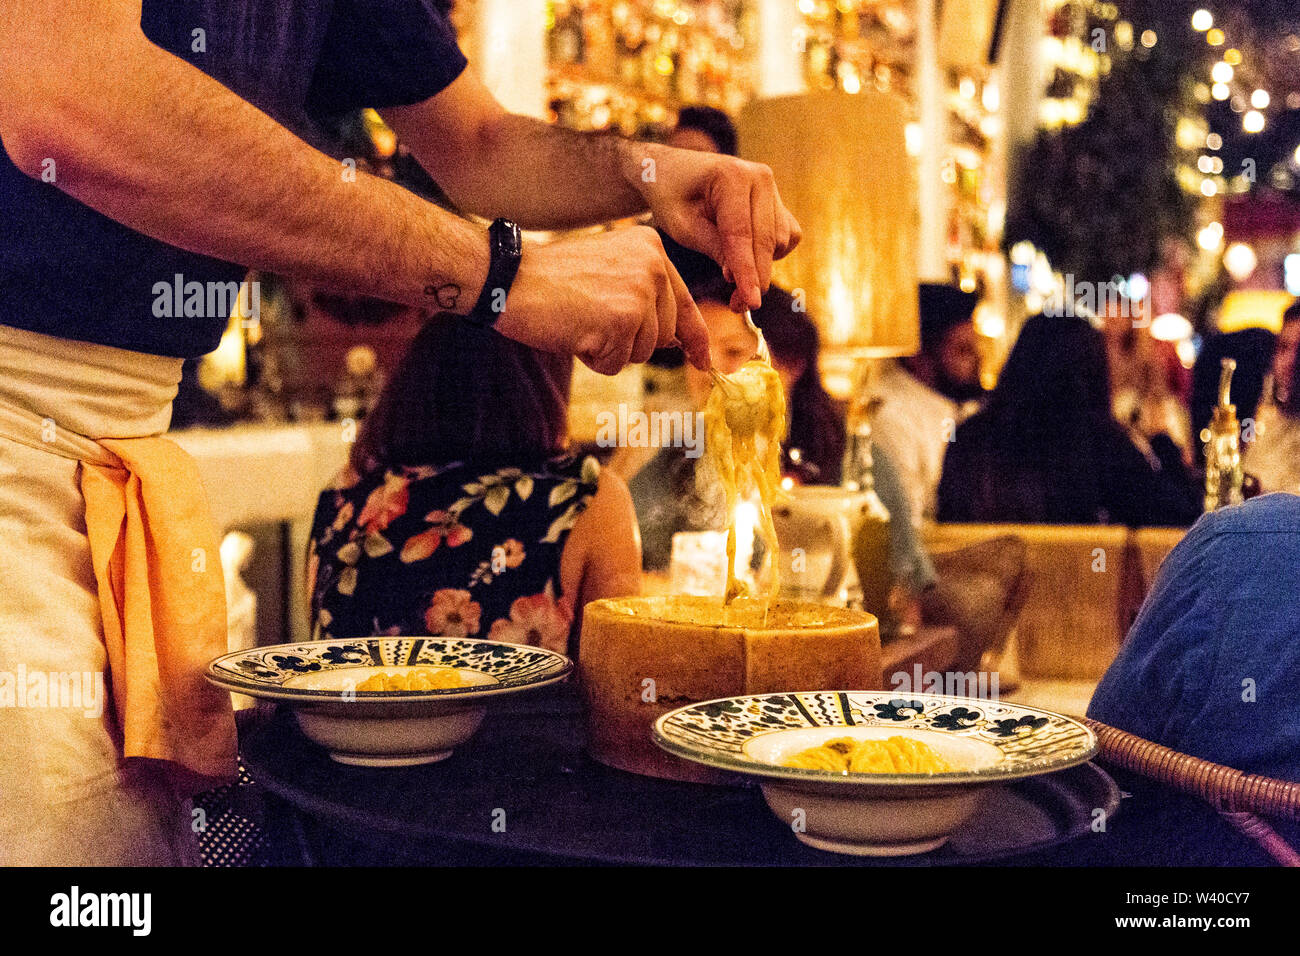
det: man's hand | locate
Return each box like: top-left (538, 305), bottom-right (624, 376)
top-left (498, 227), bottom-right (710, 376)
top-left (631, 145), bottom-right (802, 313)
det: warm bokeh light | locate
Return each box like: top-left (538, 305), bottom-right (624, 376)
top-left (1251, 89), bottom-right (1270, 109)
top-left (1211, 83), bottom-right (1230, 101)
top-left (1224, 48), bottom-right (1242, 65)
top-left (1211, 61), bottom-right (1234, 84)
top-left (1191, 9), bottom-right (1213, 31)
top-left (1197, 221), bottom-right (1224, 251)
top-left (1201, 179), bottom-right (1218, 197)
top-left (1151, 313), bottom-right (1193, 343)
top-left (1218, 290), bottom-right (1293, 333)
top-left (1224, 243), bottom-right (1258, 282)
top-left (1243, 110), bottom-right (1265, 133)
top-left (1206, 132), bottom-right (1223, 150)
top-left (1140, 30), bottom-right (1157, 48)
top-left (982, 81), bottom-right (1000, 112)
top-left (1206, 28), bottom-right (1225, 46)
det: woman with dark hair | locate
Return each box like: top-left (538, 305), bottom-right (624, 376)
top-left (1190, 327), bottom-right (1276, 469)
top-left (1245, 299), bottom-right (1300, 495)
top-left (749, 288), bottom-right (847, 485)
top-left (306, 315), bottom-right (641, 654)
top-left (937, 314), bottom-right (1200, 526)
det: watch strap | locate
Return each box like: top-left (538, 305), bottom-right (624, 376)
top-left (466, 218), bottom-right (523, 327)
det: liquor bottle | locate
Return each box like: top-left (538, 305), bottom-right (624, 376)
top-left (1202, 357), bottom-right (1244, 512)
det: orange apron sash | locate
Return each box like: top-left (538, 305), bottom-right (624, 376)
top-left (0, 400), bottom-right (237, 788)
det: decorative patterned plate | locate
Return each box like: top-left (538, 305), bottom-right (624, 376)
top-left (206, 637), bottom-right (572, 704)
top-left (653, 691), bottom-right (1097, 786)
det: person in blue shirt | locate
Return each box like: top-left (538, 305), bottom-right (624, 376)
top-left (1087, 493), bottom-right (1300, 865)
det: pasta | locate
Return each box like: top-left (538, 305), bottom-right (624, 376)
top-left (701, 360), bottom-right (787, 603)
top-left (355, 667), bottom-right (467, 691)
top-left (784, 736), bottom-right (953, 774)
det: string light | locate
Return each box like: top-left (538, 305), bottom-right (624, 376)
top-left (1224, 243), bottom-right (1258, 282)
top-left (1198, 221), bottom-right (1224, 251)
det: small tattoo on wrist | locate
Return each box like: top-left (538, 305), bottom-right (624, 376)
top-left (424, 283), bottom-right (461, 310)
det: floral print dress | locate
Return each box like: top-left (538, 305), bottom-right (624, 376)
top-left (308, 454), bottom-right (601, 655)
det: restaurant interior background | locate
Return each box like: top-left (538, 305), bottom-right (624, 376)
top-left (174, 0), bottom-right (1300, 720)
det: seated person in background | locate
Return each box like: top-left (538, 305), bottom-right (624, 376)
top-left (667, 104), bottom-right (739, 156)
top-left (937, 313), bottom-right (1201, 527)
top-left (1191, 326), bottom-right (1277, 470)
top-left (1086, 493), bottom-right (1300, 864)
top-left (869, 283), bottom-right (986, 528)
top-left (1245, 299), bottom-right (1300, 494)
top-left (308, 315), bottom-right (641, 655)
top-left (752, 288), bottom-right (846, 485)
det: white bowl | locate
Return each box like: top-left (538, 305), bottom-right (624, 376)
top-left (653, 691), bottom-right (1097, 856)
top-left (207, 637), bottom-right (572, 767)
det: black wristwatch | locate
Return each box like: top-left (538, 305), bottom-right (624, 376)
top-left (465, 218), bottom-right (523, 327)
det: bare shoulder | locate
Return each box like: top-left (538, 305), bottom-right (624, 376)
top-left (562, 466), bottom-right (642, 606)
top-left (573, 468), bottom-right (637, 538)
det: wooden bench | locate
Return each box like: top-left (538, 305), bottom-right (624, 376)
top-left (922, 523), bottom-right (1186, 681)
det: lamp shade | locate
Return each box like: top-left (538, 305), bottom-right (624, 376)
top-left (738, 90), bottom-right (919, 358)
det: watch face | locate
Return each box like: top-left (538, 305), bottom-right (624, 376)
top-left (496, 219), bottom-right (522, 256)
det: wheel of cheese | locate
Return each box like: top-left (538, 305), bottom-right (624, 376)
top-left (578, 596), bottom-right (882, 783)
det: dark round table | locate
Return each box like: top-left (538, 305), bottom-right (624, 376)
top-left (239, 689), bottom-right (1120, 866)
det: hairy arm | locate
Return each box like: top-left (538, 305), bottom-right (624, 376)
top-left (383, 70), bottom-right (801, 310)
top-left (0, 0), bottom-right (487, 313)
top-left (381, 71), bottom-right (644, 230)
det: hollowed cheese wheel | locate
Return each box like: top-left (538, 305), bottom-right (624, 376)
top-left (578, 595), bottom-right (883, 783)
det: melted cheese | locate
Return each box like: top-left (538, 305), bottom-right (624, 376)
top-left (701, 359), bottom-right (787, 603)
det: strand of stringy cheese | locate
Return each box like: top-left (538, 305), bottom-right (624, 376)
top-left (701, 359), bottom-right (787, 607)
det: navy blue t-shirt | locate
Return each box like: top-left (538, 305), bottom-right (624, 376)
top-left (0, 0), bottom-right (466, 358)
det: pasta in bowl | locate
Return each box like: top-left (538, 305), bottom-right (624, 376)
top-left (206, 637), bottom-right (572, 767)
top-left (653, 691), bottom-right (1096, 856)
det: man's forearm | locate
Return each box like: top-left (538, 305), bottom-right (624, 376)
top-left (0, 0), bottom-right (487, 313)
top-left (463, 115), bottom-right (659, 229)
top-left (388, 101), bottom-right (655, 231)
